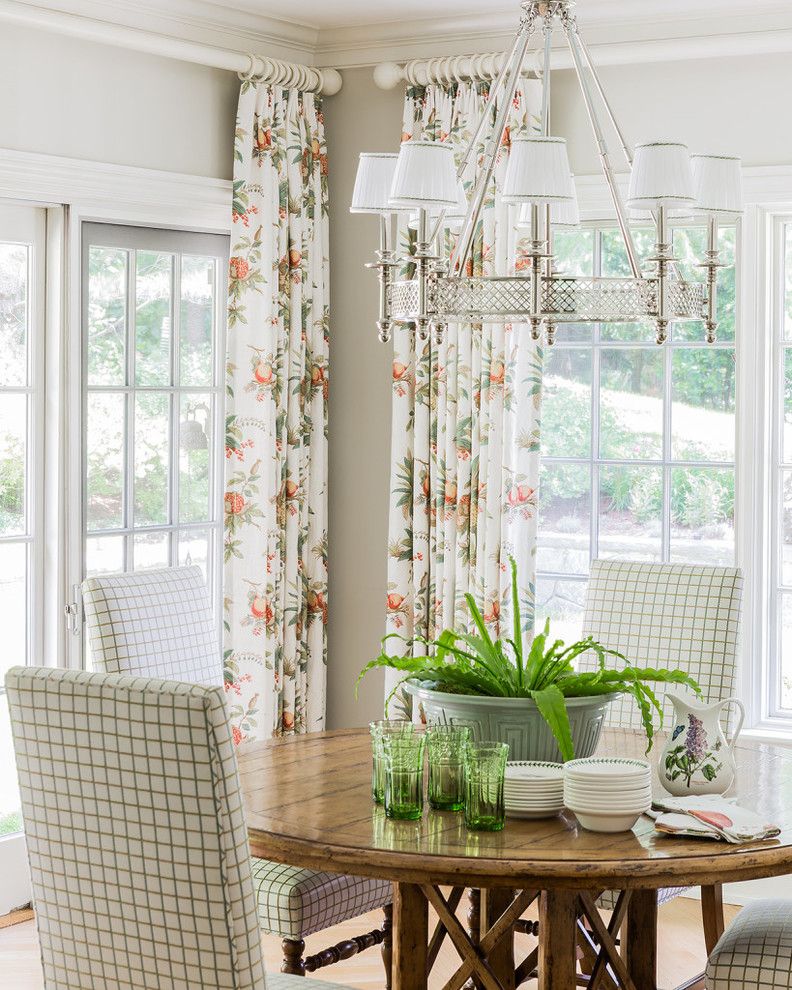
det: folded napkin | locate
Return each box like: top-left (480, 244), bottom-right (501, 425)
top-left (649, 794), bottom-right (780, 844)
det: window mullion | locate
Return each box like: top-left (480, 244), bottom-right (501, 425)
top-left (124, 248), bottom-right (136, 570)
top-left (170, 252), bottom-right (181, 566)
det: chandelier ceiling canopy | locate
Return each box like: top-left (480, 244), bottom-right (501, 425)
top-left (350, 0), bottom-right (743, 347)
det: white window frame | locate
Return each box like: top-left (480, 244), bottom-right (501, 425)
top-left (77, 222), bottom-right (228, 655)
top-left (538, 220), bottom-right (738, 619)
top-left (0, 202), bottom-right (48, 914)
top-left (744, 209), bottom-right (792, 735)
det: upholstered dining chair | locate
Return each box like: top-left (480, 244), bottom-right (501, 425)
top-left (706, 899), bottom-right (792, 989)
top-left (6, 665), bottom-right (350, 990)
top-left (81, 566), bottom-right (393, 983)
top-left (578, 558), bottom-right (744, 981)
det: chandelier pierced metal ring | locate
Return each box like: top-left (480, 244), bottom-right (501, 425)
top-left (350, 0), bottom-right (742, 347)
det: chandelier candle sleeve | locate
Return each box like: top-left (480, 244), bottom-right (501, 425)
top-left (691, 154), bottom-right (743, 343)
top-left (352, 0), bottom-right (742, 348)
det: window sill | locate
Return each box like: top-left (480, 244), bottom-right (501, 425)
top-left (740, 726), bottom-right (792, 746)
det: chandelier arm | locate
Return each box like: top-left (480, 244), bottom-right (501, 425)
top-left (451, 13), bottom-right (537, 275)
top-left (562, 16), bottom-right (642, 280)
top-left (539, 13), bottom-right (552, 136)
top-left (455, 18), bottom-right (529, 178)
top-left (577, 35), bottom-right (633, 170)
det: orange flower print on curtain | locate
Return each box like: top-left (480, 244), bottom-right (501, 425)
top-left (225, 80), bottom-right (329, 742)
top-left (384, 80), bottom-right (543, 707)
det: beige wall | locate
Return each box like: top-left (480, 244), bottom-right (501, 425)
top-left (0, 22), bottom-right (238, 178)
top-left (553, 53), bottom-right (792, 175)
top-left (324, 68), bottom-right (404, 728)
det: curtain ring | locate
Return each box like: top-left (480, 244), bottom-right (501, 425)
top-left (238, 52), bottom-right (257, 82)
top-left (449, 55), bottom-right (466, 86)
top-left (438, 56), bottom-right (453, 87)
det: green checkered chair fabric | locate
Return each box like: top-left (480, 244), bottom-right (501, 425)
top-left (580, 560), bottom-right (743, 915)
top-left (81, 566), bottom-right (391, 946)
top-left (4, 666), bottom-right (351, 990)
top-left (706, 899), bottom-right (792, 989)
top-left (81, 566), bottom-right (222, 684)
top-left (580, 559), bottom-right (743, 731)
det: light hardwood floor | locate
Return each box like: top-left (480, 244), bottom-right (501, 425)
top-left (0, 896), bottom-right (739, 989)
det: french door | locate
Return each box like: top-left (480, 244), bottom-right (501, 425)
top-left (0, 204), bottom-right (45, 912)
top-left (71, 223), bottom-right (228, 663)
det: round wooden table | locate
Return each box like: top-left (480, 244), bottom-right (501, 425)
top-left (238, 727), bottom-right (792, 990)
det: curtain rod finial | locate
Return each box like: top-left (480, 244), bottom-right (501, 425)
top-left (321, 68), bottom-right (343, 96)
top-left (374, 62), bottom-right (404, 90)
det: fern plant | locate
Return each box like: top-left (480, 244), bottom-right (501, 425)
top-left (358, 558), bottom-right (700, 761)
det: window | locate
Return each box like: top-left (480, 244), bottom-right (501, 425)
top-left (0, 205), bottom-right (46, 902)
top-left (535, 222), bottom-right (737, 643)
top-left (769, 218), bottom-right (792, 716)
top-left (80, 224), bottom-right (228, 649)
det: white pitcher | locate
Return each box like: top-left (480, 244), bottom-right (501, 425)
top-left (659, 690), bottom-right (745, 796)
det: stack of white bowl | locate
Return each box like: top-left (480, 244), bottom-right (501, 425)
top-left (504, 761), bottom-right (565, 819)
top-left (563, 757), bottom-right (652, 833)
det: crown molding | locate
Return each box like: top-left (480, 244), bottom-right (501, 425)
top-left (0, 0), bottom-right (320, 63)
top-left (3, 0), bottom-right (792, 74)
top-left (315, 4), bottom-right (792, 67)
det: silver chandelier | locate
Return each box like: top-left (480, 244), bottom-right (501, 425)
top-left (350, 0), bottom-right (742, 347)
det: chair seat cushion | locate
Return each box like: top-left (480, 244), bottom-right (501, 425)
top-left (251, 858), bottom-right (392, 939)
top-left (707, 899), bottom-right (792, 989)
top-left (596, 886), bottom-right (686, 911)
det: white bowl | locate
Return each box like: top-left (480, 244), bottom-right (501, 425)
top-left (564, 757), bottom-right (651, 779)
top-left (573, 809), bottom-right (644, 833)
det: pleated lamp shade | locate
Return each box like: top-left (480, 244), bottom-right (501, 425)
top-left (502, 137), bottom-right (574, 204)
top-left (691, 154), bottom-right (743, 216)
top-left (389, 140), bottom-right (459, 210)
top-left (627, 142), bottom-right (695, 208)
top-left (517, 176), bottom-right (580, 228)
top-left (350, 153), bottom-right (401, 214)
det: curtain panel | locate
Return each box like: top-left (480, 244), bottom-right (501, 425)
top-left (385, 80), bottom-right (544, 703)
top-left (224, 81), bottom-right (329, 742)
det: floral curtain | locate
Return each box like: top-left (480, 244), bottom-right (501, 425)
top-left (385, 80), bottom-right (544, 703)
top-left (224, 80), bottom-right (329, 742)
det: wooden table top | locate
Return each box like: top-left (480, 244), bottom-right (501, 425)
top-left (239, 727), bottom-right (792, 890)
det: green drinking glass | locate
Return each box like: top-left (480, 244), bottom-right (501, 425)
top-left (426, 724), bottom-right (470, 811)
top-left (382, 733), bottom-right (426, 821)
top-left (369, 720), bottom-right (414, 804)
top-left (464, 741), bottom-right (509, 832)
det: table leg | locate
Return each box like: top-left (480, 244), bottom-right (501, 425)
top-left (625, 889), bottom-right (658, 990)
top-left (701, 883), bottom-right (725, 955)
top-left (481, 888), bottom-right (516, 990)
top-left (393, 882), bottom-right (429, 990)
top-left (538, 889), bottom-right (578, 990)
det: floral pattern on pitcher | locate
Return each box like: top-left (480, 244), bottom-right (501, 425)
top-left (663, 713), bottom-right (724, 789)
top-left (224, 80), bottom-right (329, 743)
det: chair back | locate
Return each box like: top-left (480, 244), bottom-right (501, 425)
top-left (6, 666), bottom-right (266, 990)
top-left (580, 559), bottom-right (743, 730)
top-left (81, 565), bottom-right (221, 685)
